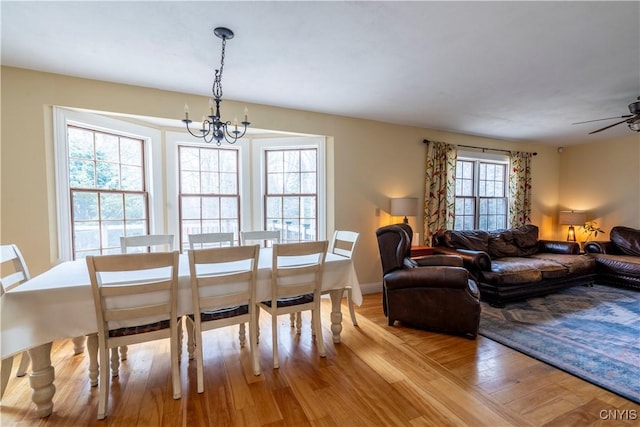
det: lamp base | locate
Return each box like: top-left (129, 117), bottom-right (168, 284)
top-left (403, 216), bottom-right (409, 224)
top-left (566, 225), bottom-right (576, 241)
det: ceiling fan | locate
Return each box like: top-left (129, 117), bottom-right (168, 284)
top-left (573, 96), bottom-right (640, 134)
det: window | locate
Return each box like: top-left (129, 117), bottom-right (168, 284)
top-left (168, 134), bottom-right (326, 248)
top-left (68, 126), bottom-right (148, 258)
top-left (55, 111), bottom-right (326, 260)
top-left (178, 145), bottom-right (240, 252)
top-left (55, 108), bottom-right (163, 261)
top-left (264, 148), bottom-right (317, 242)
top-left (454, 155), bottom-right (508, 231)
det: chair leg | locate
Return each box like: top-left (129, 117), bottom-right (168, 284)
top-left (185, 316), bottom-right (195, 360)
top-left (272, 312), bottom-right (279, 369)
top-left (314, 306), bottom-right (326, 358)
top-left (171, 324), bottom-right (182, 399)
top-left (119, 345), bottom-right (128, 361)
top-left (295, 312), bottom-right (302, 335)
top-left (239, 323), bottom-right (246, 348)
top-left (97, 345), bottom-right (110, 420)
top-left (87, 334), bottom-right (99, 387)
top-left (289, 313), bottom-right (296, 327)
top-left (346, 287), bottom-right (358, 326)
top-left (250, 311), bottom-right (261, 376)
top-left (16, 351), bottom-right (30, 377)
top-left (1, 357), bottom-right (13, 400)
top-left (110, 348), bottom-right (119, 378)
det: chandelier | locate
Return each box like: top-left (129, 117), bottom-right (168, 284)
top-left (182, 27), bottom-right (250, 145)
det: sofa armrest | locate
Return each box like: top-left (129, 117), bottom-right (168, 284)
top-left (406, 254), bottom-right (463, 268)
top-left (584, 240), bottom-right (615, 254)
top-left (384, 266), bottom-right (469, 290)
top-left (538, 240), bottom-right (580, 254)
top-left (433, 247), bottom-right (491, 271)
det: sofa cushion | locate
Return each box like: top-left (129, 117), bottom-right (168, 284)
top-left (530, 253), bottom-right (595, 276)
top-left (488, 225), bottom-right (539, 258)
top-left (480, 258), bottom-right (542, 285)
top-left (591, 253), bottom-right (640, 278)
top-left (611, 226), bottom-right (640, 256)
top-left (441, 230), bottom-right (489, 252)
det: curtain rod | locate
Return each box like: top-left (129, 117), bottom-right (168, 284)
top-left (423, 139), bottom-right (537, 156)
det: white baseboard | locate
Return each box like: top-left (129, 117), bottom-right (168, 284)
top-left (359, 281), bottom-right (382, 295)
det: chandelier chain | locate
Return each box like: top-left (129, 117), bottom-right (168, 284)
top-left (213, 36), bottom-right (226, 100)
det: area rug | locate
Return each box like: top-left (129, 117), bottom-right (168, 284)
top-left (479, 284), bottom-right (640, 403)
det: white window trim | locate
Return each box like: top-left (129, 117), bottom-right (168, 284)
top-left (251, 137), bottom-right (327, 240)
top-left (53, 107), bottom-right (163, 260)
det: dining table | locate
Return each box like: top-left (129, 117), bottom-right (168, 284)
top-left (0, 248), bottom-right (361, 417)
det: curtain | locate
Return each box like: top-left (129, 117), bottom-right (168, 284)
top-left (508, 151), bottom-right (532, 227)
top-left (423, 141), bottom-right (457, 245)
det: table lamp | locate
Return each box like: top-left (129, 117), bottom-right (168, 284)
top-left (559, 210), bottom-right (586, 241)
top-left (390, 198), bottom-right (418, 224)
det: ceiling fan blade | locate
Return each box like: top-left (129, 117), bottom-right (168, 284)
top-left (572, 115), bottom-right (633, 125)
top-left (588, 118), bottom-right (630, 134)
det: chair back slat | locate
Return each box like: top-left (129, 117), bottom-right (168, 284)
top-left (188, 232), bottom-right (234, 250)
top-left (240, 230), bottom-right (280, 247)
top-left (120, 234), bottom-right (174, 253)
top-left (330, 230), bottom-right (360, 259)
top-left (0, 244), bottom-right (30, 292)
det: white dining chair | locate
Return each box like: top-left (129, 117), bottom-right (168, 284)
top-left (188, 232), bottom-right (234, 250)
top-left (258, 241), bottom-right (328, 369)
top-left (240, 230), bottom-right (281, 247)
top-left (290, 231), bottom-right (360, 330)
top-left (0, 244), bottom-right (32, 399)
top-left (188, 245), bottom-right (261, 393)
top-left (120, 234), bottom-right (175, 253)
top-left (117, 234), bottom-right (175, 362)
top-left (86, 251), bottom-right (182, 419)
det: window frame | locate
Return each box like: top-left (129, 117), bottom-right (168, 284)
top-left (54, 107), bottom-right (163, 261)
top-left (252, 137), bottom-right (326, 242)
top-left (454, 151), bottom-right (509, 231)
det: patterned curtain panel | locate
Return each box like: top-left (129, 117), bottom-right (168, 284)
top-left (508, 151), bottom-right (532, 227)
top-left (423, 141), bottom-right (457, 245)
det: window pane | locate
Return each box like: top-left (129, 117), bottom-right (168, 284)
top-left (96, 161), bottom-right (120, 190)
top-left (124, 194), bottom-right (146, 220)
top-left (284, 172), bottom-right (300, 193)
top-left (219, 150), bottom-right (236, 172)
top-left (68, 128), bottom-right (94, 159)
top-left (202, 197), bottom-right (219, 219)
top-left (220, 197), bottom-right (238, 218)
top-left (120, 138), bottom-right (142, 166)
top-left (268, 151), bottom-right (283, 172)
top-left (300, 150), bottom-right (316, 172)
top-left (200, 149), bottom-right (217, 172)
top-left (182, 196), bottom-right (201, 219)
top-left (121, 165), bottom-right (142, 191)
top-left (284, 151), bottom-right (300, 172)
top-left (100, 193), bottom-right (124, 220)
top-left (73, 192), bottom-right (98, 220)
top-left (267, 173), bottom-right (284, 193)
top-left (201, 171), bottom-right (218, 193)
top-left (95, 133), bottom-right (119, 162)
top-left (181, 171), bottom-right (200, 193)
top-left (69, 159), bottom-right (96, 188)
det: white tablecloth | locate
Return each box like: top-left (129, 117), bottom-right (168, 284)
top-left (1, 250), bottom-right (361, 359)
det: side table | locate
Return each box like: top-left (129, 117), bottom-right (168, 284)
top-left (410, 246), bottom-right (435, 257)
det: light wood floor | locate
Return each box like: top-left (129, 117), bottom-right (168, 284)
top-left (1, 293), bottom-right (638, 426)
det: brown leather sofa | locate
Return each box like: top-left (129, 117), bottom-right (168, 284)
top-left (432, 225), bottom-right (596, 306)
top-left (375, 223), bottom-right (480, 339)
top-left (584, 225), bottom-right (640, 289)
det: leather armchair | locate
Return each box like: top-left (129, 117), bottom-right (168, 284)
top-left (376, 223), bottom-right (480, 339)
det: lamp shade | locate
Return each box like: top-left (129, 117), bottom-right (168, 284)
top-left (559, 210), bottom-right (586, 226)
top-left (390, 198), bottom-right (418, 217)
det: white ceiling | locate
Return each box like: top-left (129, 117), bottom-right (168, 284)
top-left (2, 1), bottom-right (639, 145)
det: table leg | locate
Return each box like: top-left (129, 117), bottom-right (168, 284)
top-left (27, 343), bottom-right (55, 418)
top-left (328, 289), bottom-right (344, 343)
top-left (71, 336), bottom-right (86, 355)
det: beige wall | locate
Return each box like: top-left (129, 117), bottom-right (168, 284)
top-left (0, 66), bottom-right (591, 285)
top-left (558, 134), bottom-right (640, 241)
